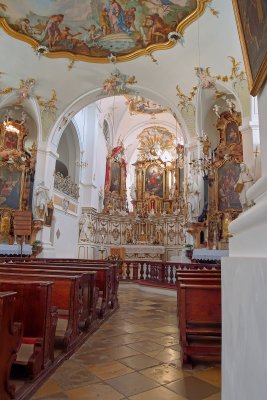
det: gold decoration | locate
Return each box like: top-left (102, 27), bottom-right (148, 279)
top-left (137, 126), bottom-right (176, 161)
top-left (176, 57), bottom-right (246, 111)
top-left (176, 85), bottom-right (197, 111)
top-left (206, 0), bottom-right (219, 17)
top-left (0, 1), bottom-right (210, 64)
top-left (0, 87), bottom-right (13, 95)
top-left (36, 89), bottom-right (58, 112)
top-left (67, 60), bottom-right (75, 71)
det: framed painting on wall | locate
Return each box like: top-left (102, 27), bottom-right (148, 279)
top-left (217, 161), bottom-right (241, 211)
top-left (0, 165), bottom-right (22, 209)
top-left (232, 0), bottom-right (267, 95)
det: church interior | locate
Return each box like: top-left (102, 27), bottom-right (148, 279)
top-left (0, 0), bottom-right (267, 399)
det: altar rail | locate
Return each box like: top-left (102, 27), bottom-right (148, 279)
top-left (121, 261), bottom-right (220, 287)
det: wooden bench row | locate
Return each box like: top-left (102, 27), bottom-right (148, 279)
top-left (0, 258), bottom-right (120, 400)
top-left (176, 268), bottom-right (221, 367)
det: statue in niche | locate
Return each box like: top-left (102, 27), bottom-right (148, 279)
top-left (79, 213), bottom-right (91, 242)
top-left (34, 182), bottom-right (50, 220)
top-left (187, 177), bottom-right (200, 222)
top-left (98, 186), bottom-right (104, 212)
top-left (234, 163), bottom-right (254, 211)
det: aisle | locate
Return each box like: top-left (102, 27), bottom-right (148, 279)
top-left (32, 284), bottom-right (221, 400)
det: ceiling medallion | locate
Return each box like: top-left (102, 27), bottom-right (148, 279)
top-left (0, 0), bottom-right (210, 63)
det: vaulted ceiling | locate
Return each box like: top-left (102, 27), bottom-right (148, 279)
top-left (0, 0), bottom-right (248, 147)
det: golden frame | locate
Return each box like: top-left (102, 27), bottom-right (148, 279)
top-left (215, 160), bottom-right (242, 212)
top-left (232, 0), bottom-right (267, 95)
top-left (0, 0), bottom-right (209, 64)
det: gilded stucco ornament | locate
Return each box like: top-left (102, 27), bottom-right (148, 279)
top-left (176, 56), bottom-right (246, 112)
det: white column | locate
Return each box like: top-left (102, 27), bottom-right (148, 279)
top-left (75, 105), bottom-right (98, 208)
top-left (222, 85), bottom-right (267, 400)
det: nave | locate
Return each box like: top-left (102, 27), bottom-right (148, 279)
top-left (32, 285), bottom-right (221, 400)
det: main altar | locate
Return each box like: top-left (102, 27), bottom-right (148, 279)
top-left (78, 126), bottom-right (187, 261)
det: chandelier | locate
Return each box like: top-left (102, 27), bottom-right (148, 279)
top-left (189, 133), bottom-right (213, 176)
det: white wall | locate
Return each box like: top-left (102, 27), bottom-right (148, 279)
top-left (223, 83), bottom-right (267, 399)
top-left (52, 209), bottom-right (79, 258)
top-left (222, 257), bottom-right (267, 400)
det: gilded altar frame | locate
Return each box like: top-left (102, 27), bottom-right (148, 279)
top-left (104, 154), bottom-right (127, 213)
top-left (133, 158), bottom-right (178, 214)
top-left (207, 110), bottom-right (243, 248)
top-left (0, 117), bottom-right (36, 242)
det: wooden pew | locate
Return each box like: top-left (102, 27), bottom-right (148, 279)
top-left (0, 273), bottom-right (84, 351)
top-left (0, 281), bottom-right (56, 380)
top-left (1, 263), bottom-right (115, 319)
top-left (0, 291), bottom-right (22, 400)
top-left (0, 266), bottom-right (97, 332)
top-left (28, 259), bottom-right (119, 311)
top-left (2, 258), bottom-right (119, 311)
top-left (178, 283), bottom-right (221, 367)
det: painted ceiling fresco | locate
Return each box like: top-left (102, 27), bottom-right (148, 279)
top-left (0, 0), bottom-right (208, 62)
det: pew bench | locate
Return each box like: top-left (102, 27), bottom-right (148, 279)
top-left (178, 283), bottom-right (221, 367)
top-left (0, 273), bottom-right (83, 352)
top-left (0, 281), bottom-right (56, 380)
top-left (0, 291), bottom-right (22, 400)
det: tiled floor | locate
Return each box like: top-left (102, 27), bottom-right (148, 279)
top-left (32, 284), bottom-right (221, 400)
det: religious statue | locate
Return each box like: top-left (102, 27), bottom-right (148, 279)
top-left (79, 213), bottom-right (91, 242)
top-left (98, 186), bottom-right (104, 212)
top-left (34, 182), bottom-right (50, 220)
top-left (234, 163), bottom-right (254, 211)
top-left (187, 177), bottom-right (200, 222)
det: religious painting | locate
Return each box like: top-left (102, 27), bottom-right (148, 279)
top-left (232, 0), bottom-right (267, 95)
top-left (217, 162), bottom-right (241, 211)
top-left (225, 121), bottom-right (240, 145)
top-left (145, 164), bottom-right (163, 198)
top-left (3, 130), bottom-right (19, 150)
top-left (0, 0), bottom-right (208, 62)
top-left (0, 166), bottom-right (22, 209)
top-left (110, 160), bottom-right (121, 193)
top-left (125, 95), bottom-right (168, 115)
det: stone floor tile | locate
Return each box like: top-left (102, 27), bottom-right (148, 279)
top-left (106, 371), bottom-right (159, 397)
top-left (31, 379), bottom-right (62, 399)
top-left (65, 382), bottom-right (124, 400)
top-left (166, 376), bottom-right (220, 400)
top-left (140, 363), bottom-right (189, 385)
top-left (86, 360), bottom-right (134, 380)
top-left (120, 354), bottom-right (162, 370)
top-left (129, 386), bottom-right (187, 400)
top-left (193, 367), bottom-right (221, 388)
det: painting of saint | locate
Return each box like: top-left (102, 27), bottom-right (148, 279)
top-left (145, 164), bottom-right (163, 198)
top-left (0, 166), bottom-right (21, 209)
top-left (110, 160), bottom-right (121, 192)
top-left (226, 122), bottom-right (240, 145)
top-left (218, 162), bottom-right (241, 211)
top-left (3, 130), bottom-right (18, 150)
